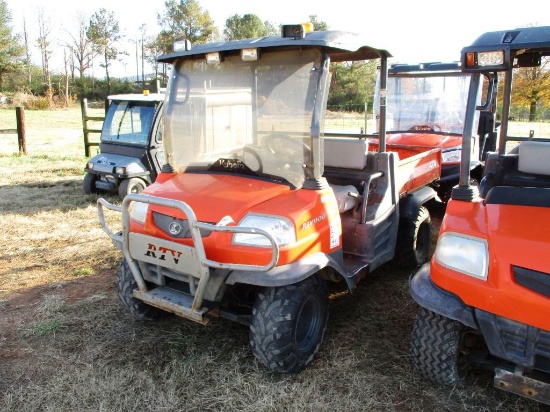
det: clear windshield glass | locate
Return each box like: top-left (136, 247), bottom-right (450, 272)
top-left (375, 73), bottom-right (473, 135)
top-left (101, 101), bottom-right (158, 145)
top-left (163, 48), bottom-right (323, 188)
top-left (505, 61), bottom-right (550, 149)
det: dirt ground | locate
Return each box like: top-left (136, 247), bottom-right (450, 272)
top-left (1, 158), bottom-right (549, 411)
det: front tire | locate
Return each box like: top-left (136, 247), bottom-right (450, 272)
top-left (115, 259), bottom-right (167, 320)
top-left (410, 307), bottom-right (471, 385)
top-left (249, 274), bottom-right (329, 373)
top-left (118, 178), bottom-right (147, 199)
top-left (394, 205), bottom-right (431, 269)
top-left (83, 173), bottom-right (98, 195)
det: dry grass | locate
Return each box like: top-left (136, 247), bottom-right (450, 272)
top-left (1, 108), bottom-right (549, 412)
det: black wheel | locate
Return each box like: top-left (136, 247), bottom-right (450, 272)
top-left (410, 307), bottom-right (472, 385)
top-left (115, 259), bottom-right (167, 320)
top-left (249, 274), bottom-right (329, 373)
top-left (436, 183), bottom-right (453, 205)
top-left (118, 178), bottom-right (147, 199)
top-left (83, 173), bottom-right (98, 194)
top-left (394, 205), bottom-right (431, 269)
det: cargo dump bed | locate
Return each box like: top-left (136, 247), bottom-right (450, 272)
top-left (322, 136), bottom-right (441, 275)
top-left (323, 137), bottom-right (441, 197)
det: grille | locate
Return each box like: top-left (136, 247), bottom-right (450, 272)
top-left (153, 212), bottom-right (212, 239)
top-left (513, 266), bottom-right (550, 299)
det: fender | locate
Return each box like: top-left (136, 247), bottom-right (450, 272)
top-left (409, 263), bottom-right (477, 329)
top-left (226, 250), bottom-right (347, 288)
top-left (398, 185), bottom-right (437, 220)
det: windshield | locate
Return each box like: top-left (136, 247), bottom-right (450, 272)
top-left (101, 100), bottom-right (158, 145)
top-left (504, 60), bottom-right (550, 150)
top-left (375, 73), bottom-right (473, 135)
top-left (163, 48), bottom-right (323, 188)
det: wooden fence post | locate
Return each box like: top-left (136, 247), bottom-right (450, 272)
top-left (16, 107), bottom-right (26, 155)
top-left (81, 98), bottom-right (105, 157)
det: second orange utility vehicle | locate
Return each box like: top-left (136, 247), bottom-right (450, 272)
top-left (409, 25), bottom-right (550, 405)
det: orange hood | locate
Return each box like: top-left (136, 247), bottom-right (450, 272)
top-left (145, 173), bottom-right (291, 223)
top-left (386, 132), bottom-right (462, 149)
top-left (485, 203), bottom-right (550, 274)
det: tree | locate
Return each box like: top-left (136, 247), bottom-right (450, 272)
top-left (309, 15), bottom-right (328, 31)
top-left (157, 0), bottom-right (218, 48)
top-left (512, 57), bottom-right (550, 121)
top-left (223, 14), bottom-right (278, 41)
top-left (22, 17), bottom-right (31, 84)
top-left (87, 8), bottom-right (124, 93)
top-left (65, 12), bottom-right (94, 79)
top-left (144, 33), bottom-right (168, 83)
top-left (139, 23), bottom-right (147, 84)
top-left (36, 8), bottom-right (53, 86)
top-left (0, 0), bottom-right (25, 91)
top-left (328, 60), bottom-right (379, 109)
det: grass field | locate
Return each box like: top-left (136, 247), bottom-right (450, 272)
top-left (1, 107), bottom-right (549, 411)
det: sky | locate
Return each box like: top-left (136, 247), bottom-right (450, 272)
top-left (5, 0), bottom-right (550, 79)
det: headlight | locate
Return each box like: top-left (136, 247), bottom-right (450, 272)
top-left (434, 232), bottom-right (488, 280)
top-left (442, 148), bottom-right (461, 163)
top-left (233, 214), bottom-right (295, 247)
top-left (86, 162), bottom-right (94, 170)
top-left (115, 166), bottom-right (127, 175)
top-left (129, 202), bottom-right (148, 224)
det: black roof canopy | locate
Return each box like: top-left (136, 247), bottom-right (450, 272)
top-left (157, 30), bottom-right (391, 64)
top-left (462, 25), bottom-right (550, 56)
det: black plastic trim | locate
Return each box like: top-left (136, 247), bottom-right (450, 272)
top-left (409, 263), bottom-right (478, 328)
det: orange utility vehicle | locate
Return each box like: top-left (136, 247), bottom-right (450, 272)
top-left (409, 26), bottom-right (550, 404)
top-left (379, 62), bottom-right (499, 202)
top-left (98, 25), bottom-right (441, 373)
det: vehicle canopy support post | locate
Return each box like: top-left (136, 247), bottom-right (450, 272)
top-left (452, 72), bottom-right (480, 201)
top-left (378, 56), bottom-right (388, 152)
top-left (498, 68), bottom-right (514, 154)
top-left (16, 107), bottom-right (26, 155)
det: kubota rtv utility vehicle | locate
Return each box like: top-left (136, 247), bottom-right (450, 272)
top-left (377, 62), bottom-right (499, 202)
top-left (409, 26), bottom-right (550, 404)
top-left (98, 25), bottom-right (441, 373)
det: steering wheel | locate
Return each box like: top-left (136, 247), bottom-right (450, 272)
top-left (264, 133), bottom-right (311, 163)
top-left (242, 146), bottom-right (263, 174)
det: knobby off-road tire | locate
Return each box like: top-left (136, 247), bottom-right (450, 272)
top-left (410, 307), bottom-right (470, 386)
top-left (249, 274), bottom-right (329, 373)
top-left (394, 205), bottom-right (431, 269)
top-left (118, 178), bottom-right (146, 199)
top-left (115, 259), bottom-right (167, 320)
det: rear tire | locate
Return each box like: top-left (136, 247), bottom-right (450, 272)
top-left (118, 178), bottom-right (147, 199)
top-left (249, 274), bottom-right (329, 373)
top-left (115, 259), bottom-right (167, 320)
top-left (410, 307), bottom-right (471, 385)
top-left (394, 205), bottom-right (431, 269)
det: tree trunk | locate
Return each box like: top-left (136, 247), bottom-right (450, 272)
top-left (104, 50), bottom-right (111, 94)
top-left (529, 101), bottom-right (537, 122)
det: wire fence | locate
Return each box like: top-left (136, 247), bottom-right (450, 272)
top-left (509, 107), bottom-right (550, 122)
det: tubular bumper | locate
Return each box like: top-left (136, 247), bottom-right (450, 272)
top-left (97, 194), bottom-right (280, 322)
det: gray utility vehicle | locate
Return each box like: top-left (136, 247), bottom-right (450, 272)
top-left (98, 25), bottom-right (441, 373)
top-left (409, 26), bottom-right (550, 405)
top-left (83, 93), bottom-right (165, 199)
top-left (375, 61), bottom-right (498, 202)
